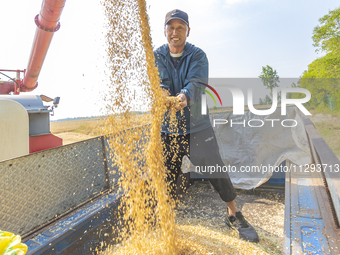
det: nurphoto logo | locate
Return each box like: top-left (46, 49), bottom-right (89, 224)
top-left (200, 84), bottom-right (311, 116)
top-left (199, 82), bottom-right (312, 128)
top-left (198, 82), bottom-right (223, 115)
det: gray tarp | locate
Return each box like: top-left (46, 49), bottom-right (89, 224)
top-left (183, 106), bottom-right (311, 189)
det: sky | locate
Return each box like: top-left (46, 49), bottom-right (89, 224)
top-left (0, 0), bottom-right (339, 120)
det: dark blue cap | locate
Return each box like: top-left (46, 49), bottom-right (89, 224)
top-left (165, 9), bottom-right (189, 27)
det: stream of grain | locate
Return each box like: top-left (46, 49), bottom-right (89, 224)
top-left (100, 0), bottom-right (273, 254)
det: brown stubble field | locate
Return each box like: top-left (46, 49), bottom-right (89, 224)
top-left (50, 115), bottom-right (151, 145)
top-left (50, 118), bottom-right (102, 145)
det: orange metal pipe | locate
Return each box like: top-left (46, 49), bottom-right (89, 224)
top-left (0, 81), bottom-right (15, 94)
top-left (21, 0), bottom-right (66, 92)
top-left (0, 69), bottom-right (23, 94)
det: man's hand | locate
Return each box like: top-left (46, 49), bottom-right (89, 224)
top-left (175, 93), bottom-right (187, 111)
top-left (162, 90), bottom-right (187, 111)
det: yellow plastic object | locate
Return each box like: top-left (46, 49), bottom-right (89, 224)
top-left (0, 231), bottom-right (27, 255)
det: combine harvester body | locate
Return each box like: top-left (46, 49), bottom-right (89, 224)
top-left (0, 1), bottom-right (124, 253)
top-left (1, 1), bottom-right (340, 254)
top-left (0, 0), bottom-right (64, 158)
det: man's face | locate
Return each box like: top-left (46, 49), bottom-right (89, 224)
top-left (164, 19), bottom-right (190, 50)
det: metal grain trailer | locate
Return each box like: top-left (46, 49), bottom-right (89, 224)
top-left (1, 0), bottom-right (339, 253)
top-left (284, 115), bottom-right (340, 254)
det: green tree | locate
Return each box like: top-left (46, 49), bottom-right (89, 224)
top-left (301, 6), bottom-right (340, 113)
top-left (287, 82), bottom-right (299, 99)
top-left (259, 95), bottom-right (272, 105)
top-left (258, 65), bottom-right (280, 105)
top-left (259, 65), bottom-right (280, 98)
top-left (303, 50), bottom-right (340, 79)
top-left (312, 7), bottom-right (340, 53)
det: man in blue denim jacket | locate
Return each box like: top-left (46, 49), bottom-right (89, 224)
top-left (154, 9), bottom-right (259, 243)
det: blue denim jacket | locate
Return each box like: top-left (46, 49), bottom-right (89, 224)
top-left (154, 42), bottom-right (211, 134)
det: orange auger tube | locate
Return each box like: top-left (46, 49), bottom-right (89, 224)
top-left (21, 0), bottom-right (66, 92)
